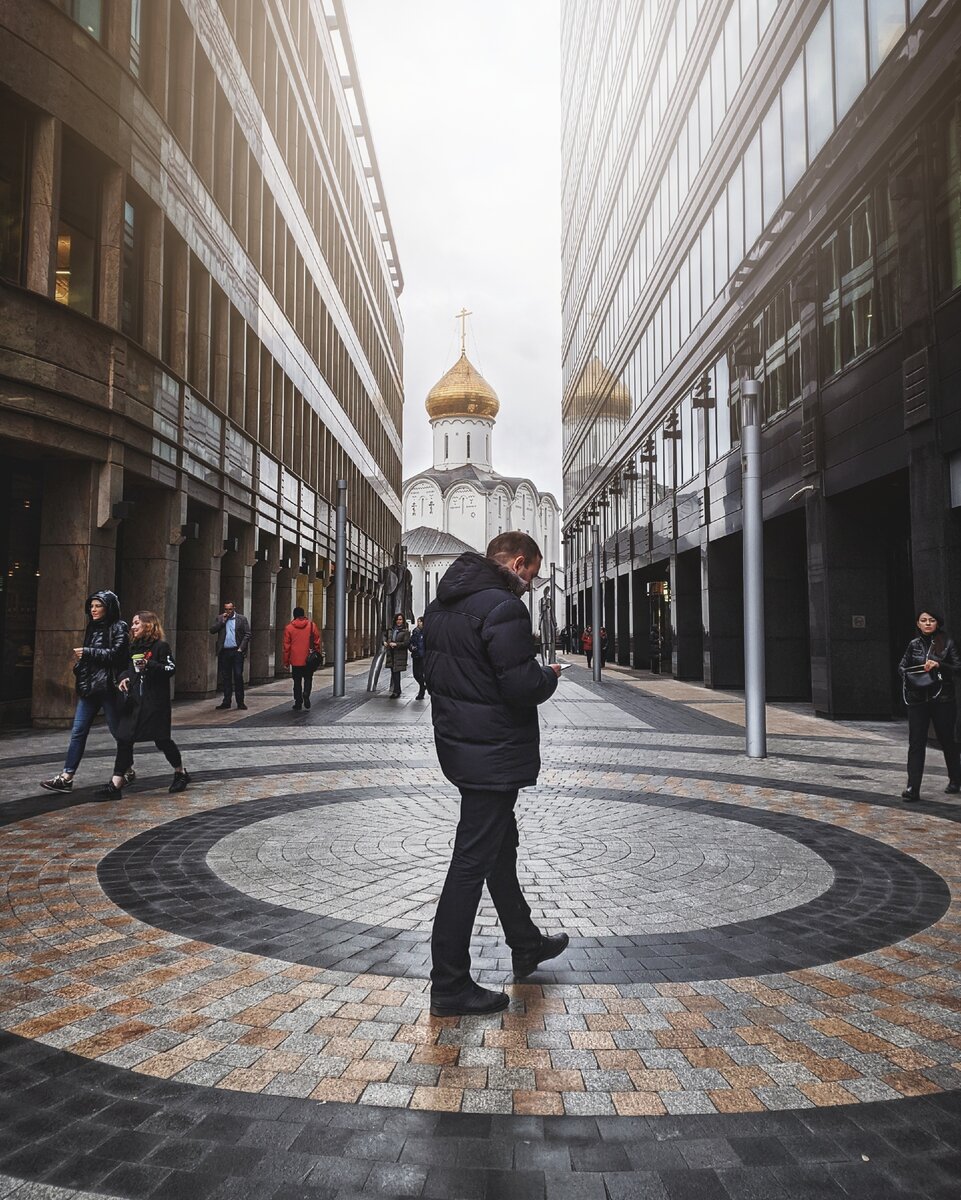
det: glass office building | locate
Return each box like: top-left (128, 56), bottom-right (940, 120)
top-left (0, 0), bottom-right (403, 724)
top-left (561, 0), bottom-right (961, 717)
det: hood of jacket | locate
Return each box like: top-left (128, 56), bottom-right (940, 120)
top-left (436, 552), bottom-right (528, 604)
top-left (86, 590), bottom-right (122, 624)
top-left (289, 617), bottom-right (311, 629)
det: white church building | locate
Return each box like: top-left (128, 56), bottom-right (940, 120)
top-left (402, 347), bottom-right (562, 617)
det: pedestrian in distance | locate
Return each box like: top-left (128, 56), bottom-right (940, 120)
top-left (40, 589), bottom-right (134, 793)
top-left (210, 600), bottom-right (250, 710)
top-left (283, 606), bottom-right (321, 710)
top-left (649, 624), bottom-right (662, 674)
top-left (599, 626), bottom-right (609, 667)
top-left (410, 615), bottom-right (427, 700)
top-left (384, 613), bottom-right (410, 698)
top-left (899, 608), bottom-right (961, 803)
top-left (99, 611), bottom-right (188, 797)
top-left (581, 625), bottom-right (594, 669)
top-left (424, 531), bottom-right (569, 1018)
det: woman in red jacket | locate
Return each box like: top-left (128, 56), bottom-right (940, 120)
top-left (282, 606), bottom-right (321, 710)
top-left (581, 625), bottom-right (594, 669)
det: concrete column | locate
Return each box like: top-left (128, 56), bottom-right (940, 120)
top-left (32, 461), bottom-right (118, 727)
top-left (144, 0), bottom-right (171, 115)
top-left (221, 524), bottom-right (255, 629)
top-left (249, 533), bottom-right (280, 684)
top-left (167, 235), bottom-right (189, 379)
top-left (275, 561), bottom-right (297, 674)
top-left (98, 165), bottom-right (124, 330)
top-left (26, 116), bottom-right (60, 298)
top-left (118, 487), bottom-right (185, 654)
top-left (174, 507), bottom-right (225, 698)
top-left (141, 204), bottom-right (165, 357)
top-left (322, 579), bottom-right (336, 664)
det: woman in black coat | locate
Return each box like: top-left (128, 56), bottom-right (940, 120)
top-left (384, 613), bottom-right (410, 699)
top-left (898, 608), bottom-right (961, 802)
top-left (99, 611), bottom-right (189, 797)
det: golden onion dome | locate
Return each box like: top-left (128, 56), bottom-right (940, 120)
top-left (425, 352), bottom-right (500, 421)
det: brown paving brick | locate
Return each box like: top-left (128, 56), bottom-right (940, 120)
top-left (281, 964), bottom-right (323, 982)
top-left (483, 1029), bottom-right (527, 1049)
top-left (799, 1082), bottom-right (856, 1106)
top-left (167, 1014), bottom-right (210, 1035)
top-left (504, 1049), bottom-right (552, 1070)
top-left (325, 1036), bottom-right (373, 1059)
top-left (68, 1020), bottom-right (153, 1057)
top-left (438, 1066), bottom-right (488, 1089)
top-left (584, 1013), bottom-right (629, 1032)
top-left (256, 1050), bottom-right (308, 1073)
top-left (534, 1068), bottom-right (585, 1092)
top-left (138, 1053), bottom-right (197, 1079)
top-left (502, 1013), bottom-right (545, 1031)
top-left (513, 1090), bottom-right (564, 1115)
top-left (412, 1044), bottom-right (459, 1065)
top-left (238, 1028), bottom-right (288, 1049)
top-left (9, 1004), bottom-right (97, 1037)
top-left (310, 1078), bottom-right (366, 1103)
top-left (409, 1086), bottom-right (462, 1112)
top-left (885, 1048), bottom-right (936, 1070)
top-left (807, 1058), bottom-right (859, 1083)
top-left (611, 1091), bottom-right (667, 1116)
top-left (344, 1060), bottom-right (395, 1082)
top-left (682, 996), bottom-right (723, 1011)
top-left (337, 1002), bottom-right (383, 1022)
top-left (395, 1023), bottom-right (439, 1045)
top-left (570, 1031), bottom-right (616, 1050)
top-left (667, 1011), bottom-right (711, 1030)
top-left (654, 1029), bottom-right (703, 1049)
top-left (105, 997), bottom-right (151, 1016)
top-left (683, 1048), bottom-right (736, 1069)
top-left (882, 1071), bottom-right (941, 1096)
top-left (594, 1050), bottom-right (644, 1071)
top-left (628, 1068), bottom-right (680, 1091)
top-left (709, 1088), bottom-right (766, 1113)
top-left (309, 1016), bottom-right (360, 1037)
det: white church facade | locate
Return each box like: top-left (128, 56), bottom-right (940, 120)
top-left (402, 348), bottom-right (562, 616)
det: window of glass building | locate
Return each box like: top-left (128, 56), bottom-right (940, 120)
top-left (54, 0), bottom-right (102, 39)
top-left (806, 6), bottom-right (834, 162)
top-left (761, 95), bottom-right (783, 226)
top-left (130, 0), bottom-right (142, 77)
top-left (834, 0), bottom-right (868, 123)
top-left (820, 232), bottom-right (841, 379)
top-left (874, 180), bottom-right (900, 339)
top-left (56, 134), bottom-right (100, 316)
top-left (934, 102), bottom-right (961, 297)
top-left (781, 57), bottom-right (806, 195)
top-left (121, 192), bottom-right (144, 342)
top-left (0, 96), bottom-right (27, 285)
top-left (743, 131), bottom-right (762, 249)
top-left (840, 198), bottom-right (875, 364)
top-left (868, 0), bottom-right (907, 76)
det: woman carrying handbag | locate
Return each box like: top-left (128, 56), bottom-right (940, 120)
top-left (99, 611), bottom-right (188, 797)
top-left (898, 609), bottom-right (961, 802)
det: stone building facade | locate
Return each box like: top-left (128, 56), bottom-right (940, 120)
top-left (0, 0), bottom-right (404, 724)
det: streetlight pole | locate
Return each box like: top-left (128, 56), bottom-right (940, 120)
top-left (591, 524), bottom-right (602, 683)
top-left (740, 380), bottom-right (766, 758)
top-left (333, 478), bottom-right (347, 698)
top-left (549, 561), bottom-right (557, 663)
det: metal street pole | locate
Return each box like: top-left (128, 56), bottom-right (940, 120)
top-left (333, 478), bottom-right (347, 698)
top-left (591, 524), bottom-right (602, 683)
top-left (740, 380), bottom-right (766, 758)
top-left (549, 561), bottom-right (557, 663)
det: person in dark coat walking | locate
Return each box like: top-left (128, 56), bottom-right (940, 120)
top-left (384, 613), bottom-right (410, 698)
top-left (409, 616), bottom-right (427, 700)
top-left (40, 589), bottom-right (134, 792)
top-left (898, 609), bottom-right (961, 802)
top-left (99, 611), bottom-right (188, 797)
top-left (599, 627), bottom-right (609, 667)
top-left (210, 600), bottom-right (251, 709)
top-left (423, 531), bottom-right (568, 1017)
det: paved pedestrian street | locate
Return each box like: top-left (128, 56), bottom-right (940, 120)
top-left (2, 662), bottom-right (961, 1200)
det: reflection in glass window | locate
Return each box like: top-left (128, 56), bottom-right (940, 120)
top-left (840, 200), bottom-right (874, 364)
top-left (0, 97), bottom-right (27, 284)
top-left (868, 0), bottom-right (906, 75)
top-left (820, 234), bottom-right (841, 379)
top-left (723, 7), bottom-right (741, 108)
top-left (130, 0), bottom-right (142, 78)
top-left (740, 0), bottom-right (759, 67)
top-left (121, 196), bottom-right (143, 341)
top-left (781, 56), bottom-right (806, 195)
top-left (712, 190), bottom-right (727, 294)
top-left (743, 131), bottom-right (762, 250)
top-left (806, 7), bottom-right (834, 161)
top-left (875, 181), bottom-right (900, 339)
top-left (56, 134), bottom-right (100, 316)
top-left (834, 0), bottom-right (868, 122)
top-left (933, 103), bottom-right (961, 296)
top-left (728, 165), bottom-right (744, 271)
top-left (761, 96), bottom-right (783, 226)
top-left (54, 0), bottom-right (102, 39)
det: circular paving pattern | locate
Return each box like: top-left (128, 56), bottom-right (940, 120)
top-left (207, 793), bottom-right (836, 935)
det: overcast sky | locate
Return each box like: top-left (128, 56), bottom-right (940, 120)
top-left (343, 0), bottom-right (564, 501)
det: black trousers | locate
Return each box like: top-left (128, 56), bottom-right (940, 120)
top-left (389, 669), bottom-right (403, 695)
top-left (907, 700), bottom-right (961, 789)
top-left (412, 657), bottom-right (426, 696)
top-left (219, 648), bottom-right (245, 704)
top-left (291, 666), bottom-right (313, 705)
top-left (585, 650), bottom-right (593, 668)
top-left (430, 787), bottom-right (540, 997)
top-left (114, 738), bottom-right (181, 776)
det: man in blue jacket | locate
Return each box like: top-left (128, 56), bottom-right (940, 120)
top-left (424, 531), bottom-right (568, 1017)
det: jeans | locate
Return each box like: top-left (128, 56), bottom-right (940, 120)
top-left (291, 666), bottom-right (312, 705)
top-left (219, 649), bottom-right (245, 704)
top-left (907, 700), bottom-right (961, 789)
top-left (114, 738), bottom-right (181, 776)
top-left (64, 692), bottom-right (122, 775)
top-left (430, 787), bottom-right (541, 997)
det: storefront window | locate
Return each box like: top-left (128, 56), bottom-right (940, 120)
top-left (0, 95), bottom-right (27, 284)
top-left (0, 460), bottom-right (42, 706)
top-left (56, 134), bottom-right (100, 316)
top-left (933, 104), bottom-right (961, 297)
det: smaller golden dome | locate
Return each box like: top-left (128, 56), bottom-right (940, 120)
top-left (426, 352), bottom-right (500, 421)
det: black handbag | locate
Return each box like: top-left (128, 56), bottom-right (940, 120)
top-left (904, 664), bottom-right (942, 697)
top-left (306, 648), bottom-right (322, 673)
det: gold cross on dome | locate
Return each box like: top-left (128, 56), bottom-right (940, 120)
top-left (455, 307), bottom-right (472, 354)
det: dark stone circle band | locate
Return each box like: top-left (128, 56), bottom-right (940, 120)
top-left (96, 784), bottom-right (951, 984)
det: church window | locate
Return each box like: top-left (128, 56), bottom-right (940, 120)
top-left (467, 434), bottom-right (471, 459)
top-left (444, 434), bottom-right (449, 457)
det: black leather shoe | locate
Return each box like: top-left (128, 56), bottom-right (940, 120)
top-left (512, 932), bottom-right (570, 979)
top-left (901, 787), bottom-right (921, 803)
top-left (236, 703), bottom-right (248, 710)
top-left (304, 697), bottom-right (311, 709)
top-left (97, 781), bottom-right (123, 798)
top-left (946, 781), bottom-right (960, 795)
top-left (169, 771), bottom-right (190, 794)
top-left (430, 985), bottom-right (510, 1018)
top-left (215, 702), bottom-right (231, 710)
top-left (292, 703), bottom-right (302, 711)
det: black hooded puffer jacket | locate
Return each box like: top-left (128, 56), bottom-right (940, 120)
top-left (423, 552), bottom-right (558, 791)
top-left (74, 590), bottom-right (130, 698)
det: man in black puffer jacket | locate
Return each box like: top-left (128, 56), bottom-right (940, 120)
top-left (424, 532), bottom-right (569, 1016)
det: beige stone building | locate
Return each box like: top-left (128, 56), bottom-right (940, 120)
top-left (0, 0), bottom-right (404, 724)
